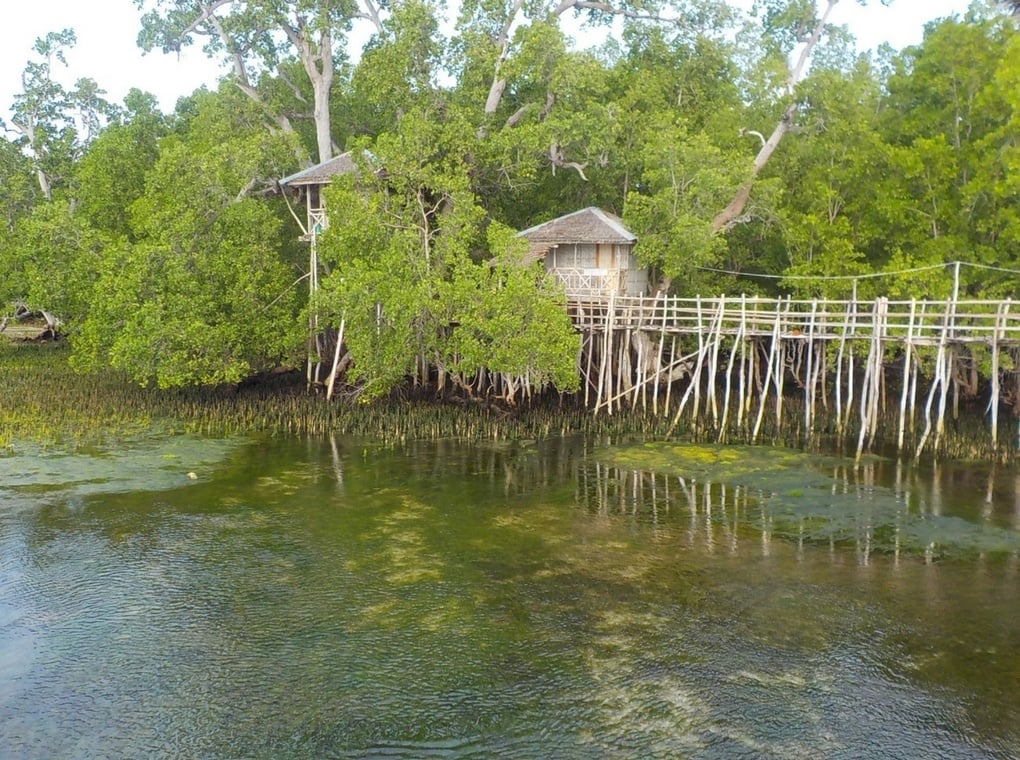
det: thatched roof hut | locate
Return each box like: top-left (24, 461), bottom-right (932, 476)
top-left (517, 208), bottom-right (647, 297)
top-left (279, 152), bottom-right (359, 240)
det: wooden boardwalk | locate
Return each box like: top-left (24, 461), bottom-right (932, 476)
top-left (566, 294), bottom-right (1020, 459)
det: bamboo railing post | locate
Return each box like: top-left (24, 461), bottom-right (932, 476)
top-left (844, 280), bottom-right (860, 439)
top-left (915, 297), bottom-right (954, 459)
top-left (692, 297), bottom-right (705, 424)
top-left (868, 298), bottom-right (888, 450)
top-left (594, 296), bottom-right (614, 414)
top-left (774, 296), bottom-right (791, 432)
top-left (583, 314), bottom-right (595, 406)
top-left (667, 297), bottom-right (723, 436)
top-left (653, 293), bottom-right (667, 415)
top-left (737, 295), bottom-right (748, 431)
top-left (751, 301), bottom-right (784, 444)
top-left (834, 296), bottom-right (852, 438)
top-left (804, 299), bottom-right (818, 440)
top-left (719, 296), bottom-right (746, 442)
top-left (991, 300), bottom-right (1009, 448)
top-left (707, 297), bottom-right (725, 430)
top-left (896, 299), bottom-right (916, 453)
top-left (855, 298), bottom-right (879, 460)
top-left (664, 332), bottom-right (677, 415)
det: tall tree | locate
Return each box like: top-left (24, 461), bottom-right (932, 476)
top-left (3, 30), bottom-right (116, 201)
top-left (710, 0), bottom-right (845, 233)
top-left (135, 0), bottom-right (385, 163)
top-left (72, 90), bottom-right (305, 387)
top-left (74, 89), bottom-right (169, 238)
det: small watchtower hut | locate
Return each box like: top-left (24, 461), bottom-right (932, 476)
top-left (279, 151), bottom-right (359, 388)
top-left (516, 207), bottom-right (648, 297)
top-left (278, 151), bottom-right (358, 240)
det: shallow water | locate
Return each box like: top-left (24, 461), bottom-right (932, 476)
top-left (1, 435), bottom-right (1018, 758)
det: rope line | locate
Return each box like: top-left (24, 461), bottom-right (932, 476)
top-left (692, 260), bottom-right (1020, 281)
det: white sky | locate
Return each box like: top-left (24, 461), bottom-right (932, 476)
top-left (0, 0), bottom-right (979, 127)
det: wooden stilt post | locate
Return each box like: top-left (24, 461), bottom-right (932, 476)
top-left (664, 332), bottom-right (677, 416)
top-left (719, 296), bottom-right (745, 443)
top-left (325, 318), bottom-right (347, 401)
top-left (773, 297), bottom-right (791, 433)
top-left (706, 297), bottom-right (725, 430)
top-left (653, 293), bottom-right (667, 416)
top-left (896, 299), bottom-right (916, 454)
top-left (751, 301), bottom-right (784, 444)
top-left (737, 295), bottom-right (749, 431)
top-left (991, 300), bottom-right (1009, 448)
top-left (803, 299), bottom-right (818, 441)
top-left (692, 297), bottom-right (704, 425)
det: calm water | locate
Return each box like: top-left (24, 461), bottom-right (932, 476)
top-left (1, 434), bottom-right (1019, 759)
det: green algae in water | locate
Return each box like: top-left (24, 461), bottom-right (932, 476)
top-left (0, 432), bottom-right (246, 503)
top-left (597, 442), bottom-right (1020, 559)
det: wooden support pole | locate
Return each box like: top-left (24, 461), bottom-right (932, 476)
top-left (991, 300), bottom-right (1009, 448)
top-left (896, 299), bottom-right (916, 453)
top-left (706, 300), bottom-right (726, 430)
top-left (751, 302), bottom-right (784, 444)
top-left (803, 299), bottom-right (818, 440)
top-left (719, 297), bottom-right (745, 443)
top-left (325, 318), bottom-right (347, 401)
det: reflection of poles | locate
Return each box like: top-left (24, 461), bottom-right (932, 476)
top-left (328, 433), bottom-right (344, 488)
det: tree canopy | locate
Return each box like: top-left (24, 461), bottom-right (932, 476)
top-left (2, 1), bottom-right (1020, 394)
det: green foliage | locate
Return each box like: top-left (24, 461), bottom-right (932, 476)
top-left (347, 0), bottom-right (446, 134)
top-left (624, 122), bottom-right (744, 290)
top-left (316, 108), bottom-right (579, 399)
top-left (442, 224), bottom-right (580, 390)
top-left (74, 92), bottom-right (168, 238)
top-left (0, 136), bottom-right (38, 231)
top-left (9, 0), bottom-right (1020, 399)
top-left (70, 93), bottom-right (304, 388)
top-left (3, 200), bottom-right (108, 324)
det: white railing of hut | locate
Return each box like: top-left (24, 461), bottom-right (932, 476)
top-left (308, 208), bottom-right (329, 236)
top-left (551, 267), bottom-right (628, 296)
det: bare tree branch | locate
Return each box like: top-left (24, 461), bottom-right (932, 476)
top-left (711, 0), bottom-right (837, 233)
top-left (548, 141), bottom-right (588, 180)
top-left (358, 0), bottom-right (385, 35)
top-left (483, 0), bottom-right (523, 116)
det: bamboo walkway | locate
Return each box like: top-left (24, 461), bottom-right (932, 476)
top-left (567, 294), bottom-right (1020, 459)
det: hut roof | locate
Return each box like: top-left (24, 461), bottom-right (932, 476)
top-left (279, 151), bottom-right (357, 187)
top-left (517, 207), bottom-right (636, 245)
top-left (516, 207), bottom-right (636, 263)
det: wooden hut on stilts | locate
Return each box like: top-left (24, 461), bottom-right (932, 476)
top-left (279, 152), bottom-right (358, 396)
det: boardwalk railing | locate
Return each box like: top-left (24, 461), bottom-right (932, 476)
top-left (567, 295), bottom-right (1018, 345)
top-left (565, 294), bottom-right (1019, 459)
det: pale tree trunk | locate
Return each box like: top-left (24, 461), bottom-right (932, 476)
top-left (281, 23), bottom-right (338, 163)
top-left (10, 115), bottom-right (53, 201)
top-left (209, 14), bottom-right (299, 140)
top-left (483, 0), bottom-right (523, 117)
top-left (712, 0), bottom-right (838, 232)
top-left (482, 0), bottom-right (699, 118)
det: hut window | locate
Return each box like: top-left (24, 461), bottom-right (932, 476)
top-left (597, 244), bottom-right (615, 269)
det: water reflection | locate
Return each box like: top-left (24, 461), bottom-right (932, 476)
top-left (577, 448), bottom-right (1020, 566)
top-left (1, 435), bottom-right (1018, 758)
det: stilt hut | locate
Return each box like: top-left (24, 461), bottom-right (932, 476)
top-left (517, 207), bottom-right (648, 297)
top-left (278, 151), bottom-right (358, 240)
top-left (279, 152), bottom-right (360, 389)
